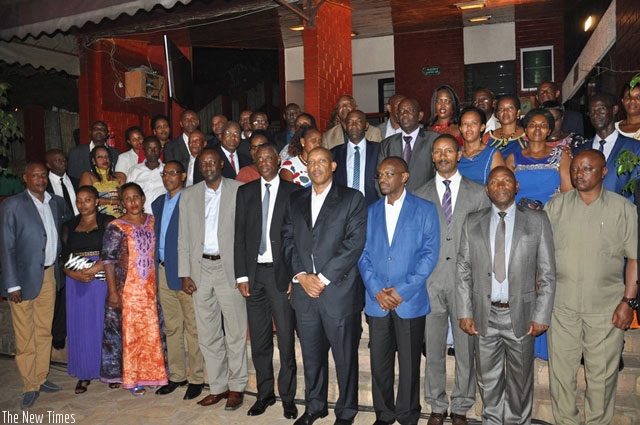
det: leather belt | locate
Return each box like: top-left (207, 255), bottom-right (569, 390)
top-left (202, 254), bottom-right (221, 261)
top-left (257, 262), bottom-right (274, 268)
top-left (44, 264), bottom-right (54, 270)
top-left (491, 301), bottom-right (510, 308)
top-left (158, 260), bottom-right (165, 267)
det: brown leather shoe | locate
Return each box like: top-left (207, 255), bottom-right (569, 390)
top-left (197, 390), bottom-right (229, 406)
top-left (225, 391), bottom-right (244, 410)
top-left (427, 412), bottom-right (446, 425)
top-left (450, 413), bottom-right (468, 425)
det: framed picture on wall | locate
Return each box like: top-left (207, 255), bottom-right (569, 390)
top-left (520, 46), bottom-right (554, 91)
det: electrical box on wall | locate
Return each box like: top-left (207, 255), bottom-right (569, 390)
top-left (125, 70), bottom-right (165, 102)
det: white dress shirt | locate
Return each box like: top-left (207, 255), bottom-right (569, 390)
top-left (489, 202), bottom-right (516, 303)
top-left (220, 146), bottom-right (237, 173)
top-left (593, 130), bottom-right (619, 161)
top-left (127, 161), bottom-right (165, 213)
top-left (386, 120), bottom-right (402, 137)
top-left (203, 181), bottom-right (222, 255)
top-left (346, 140), bottom-right (366, 196)
top-left (114, 149), bottom-right (138, 176)
top-left (311, 182), bottom-right (333, 285)
top-left (48, 171), bottom-right (78, 215)
top-left (434, 170), bottom-right (462, 214)
top-left (384, 188), bottom-right (407, 245)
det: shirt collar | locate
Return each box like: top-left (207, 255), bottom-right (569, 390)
top-left (435, 170), bottom-right (461, 185)
top-left (385, 187), bottom-right (407, 206)
top-left (491, 201), bottom-right (516, 217)
top-left (27, 189), bottom-right (52, 204)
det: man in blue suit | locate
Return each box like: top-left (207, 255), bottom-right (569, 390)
top-left (358, 156), bottom-right (440, 425)
top-left (152, 160), bottom-right (205, 400)
top-left (332, 110), bottom-right (380, 205)
top-left (574, 92), bottom-right (640, 199)
top-left (0, 162), bottom-right (71, 408)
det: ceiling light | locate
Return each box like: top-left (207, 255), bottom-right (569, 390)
top-left (468, 15), bottom-right (491, 22)
top-left (351, 32), bottom-right (358, 37)
top-left (584, 15), bottom-right (594, 31)
top-left (289, 24), bottom-right (305, 31)
top-left (455, 1), bottom-right (487, 10)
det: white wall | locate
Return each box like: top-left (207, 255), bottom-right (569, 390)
top-left (463, 22), bottom-right (515, 64)
top-left (353, 72), bottom-right (394, 113)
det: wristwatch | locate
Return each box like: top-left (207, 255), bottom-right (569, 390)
top-left (621, 296), bottom-right (639, 310)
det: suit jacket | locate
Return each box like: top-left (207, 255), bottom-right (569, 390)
top-left (322, 124), bottom-right (383, 151)
top-left (358, 191), bottom-right (440, 319)
top-left (177, 178), bottom-right (242, 287)
top-left (574, 133), bottom-right (640, 199)
top-left (234, 178), bottom-right (300, 292)
top-left (377, 119), bottom-right (401, 140)
top-left (164, 135), bottom-right (190, 171)
top-left (273, 130), bottom-right (291, 153)
top-left (378, 129), bottom-right (439, 193)
top-left (67, 143), bottom-right (120, 181)
top-left (281, 183), bottom-right (367, 319)
top-left (561, 109), bottom-right (584, 136)
top-left (332, 140), bottom-right (380, 206)
top-left (46, 174), bottom-right (79, 194)
top-left (0, 191), bottom-right (71, 299)
top-left (456, 205), bottom-right (556, 338)
top-left (414, 175), bottom-right (491, 314)
top-left (213, 145), bottom-right (251, 180)
top-left (152, 191), bottom-right (182, 290)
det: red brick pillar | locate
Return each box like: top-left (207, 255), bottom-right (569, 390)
top-left (303, 1), bottom-right (352, 131)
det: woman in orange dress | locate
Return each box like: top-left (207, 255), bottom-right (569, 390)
top-left (100, 182), bottom-right (167, 395)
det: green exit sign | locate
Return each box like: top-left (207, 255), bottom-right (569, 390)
top-left (422, 66), bottom-right (441, 76)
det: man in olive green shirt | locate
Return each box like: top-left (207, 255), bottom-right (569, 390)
top-left (545, 149), bottom-right (638, 425)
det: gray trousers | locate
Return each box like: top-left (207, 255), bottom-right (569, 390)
top-left (192, 257), bottom-right (248, 394)
top-left (474, 306), bottom-right (534, 425)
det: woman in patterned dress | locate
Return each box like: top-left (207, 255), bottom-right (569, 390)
top-left (280, 127), bottom-right (322, 187)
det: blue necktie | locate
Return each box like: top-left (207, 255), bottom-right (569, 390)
top-left (442, 179), bottom-right (452, 226)
top-left (259, 183), bottom-right (271, 255)
top-left (599, 139), bottom-right (605, 153)
top-left (353, 146), bottom-right (360, 191)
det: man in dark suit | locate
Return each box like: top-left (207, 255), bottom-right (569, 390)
top-left (414, 134), bottom-right (490, 425)
top-left (574, 92), bottom-right (640, 200)
top-left (164, 109), bottom-right (200, 171)
top-left (456, 166), bottom-right (556, 425)
top-left (152, 160), bottom-right (205, 400)
top-left (359, 156), bottom-right (440, 425)
top-left (274, 103), bottom-right (301, 152)
top-left (0, 162), bottom-right (72, 409)
top-left (536, 81), bottom-right (583, 135)
top-left (206, 114), bottom-right (227, 146)
top-left (67, 121), bottom-right (120, 181)
top-left (214, 121), bottom-right (251, 179)
top-left (378, 98), bottom-right (438, 193)
top-left (234, 144), bottom-right (300, 419)
top-left (377, 94), bottom-right (405, 140)
top-left (186, 130), bottom-right (207, 187)
top-left (332, 110), bottom-right (380, 206)
top-left (282, 147), bottom-right (367, 425)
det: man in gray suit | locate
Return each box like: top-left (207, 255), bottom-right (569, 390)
top-left (177, 148), bottom-right (248, 410)
top-left (414, 134), bottom-right (490, 425)
top-left (0, 162), bottom-right (71, 408)
top-left (456, 166), bottom-right (555, 425)
top-left (377, 94), bottom-right (405, 140)
top-left (378, 98), bottom-right (438, 193)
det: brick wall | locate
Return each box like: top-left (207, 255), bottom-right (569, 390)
top-left (616, 0), bottom-right (640, 94)
top-left (515, 17), bottom-right (564, 99)
top-left (393, 28), bottom-right (465, 115)
top-left (303, 1), bottom-right (352, 131)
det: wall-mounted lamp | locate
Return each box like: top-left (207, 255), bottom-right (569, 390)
top-left (584, 15), bottom-right (594, 31)
top-left (455, 1), bottom-right (487, 10)
top-left (468, 15), bottom-right (491, 23)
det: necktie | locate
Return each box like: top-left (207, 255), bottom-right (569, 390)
top-left (442, 179), bottom-right (452, 226)
top-left (230, 153), bottom-right (237, 173)
top-left (402, 135), bottom-right (412, 165)
top-left (60, 177), bottom-right (73, 212)
top-left (599, 140), bottom-right (606, 153)
top-left (353, 146), bottom-right (360, 191)
top-left (187, 157), bottom-right (195, 186)
top-left (493, 211), bottom-right (506, 283)
top-left (259, 183), bottom-right (271, 255)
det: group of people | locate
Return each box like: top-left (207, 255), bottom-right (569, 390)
top-left (0, 77), bottom-right (639, 425)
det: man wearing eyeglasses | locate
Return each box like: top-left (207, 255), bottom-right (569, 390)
top-left (359, 156), bottom-right (440, 425)
top-left (573, 92), bottom-right (640, 199)
top-left (213, 121), bottom-right (251, 180)
top-left (153, 160), bottom-right (205, 400)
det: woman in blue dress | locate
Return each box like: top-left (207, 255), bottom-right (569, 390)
top-left (506, 108), bottom-right (572, 360)
top-left (483, 95), bottom-right (528, 158)
top-left (458, 106), bottom-right (504, 185)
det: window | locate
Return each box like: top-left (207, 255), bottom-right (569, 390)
top-left (520, 46), bottom-right (554, 91)
top-left (378, 78), bottom-right (395, 113)
top-left (464, 61), bottom-right (516, 101)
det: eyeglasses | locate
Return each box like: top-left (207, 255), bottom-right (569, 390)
top-left (224, 130), bottom-right (241, 137)
top-left (160, 171), bottom-right (184, 177)
top-left (252, 119), bottom-right (268, 125)
top-left (374, 172), bottom-right (397, 180)
top-left (435, 98), bottom-right (453, 105)
top-left (249, 144), bottom-right (266, 151)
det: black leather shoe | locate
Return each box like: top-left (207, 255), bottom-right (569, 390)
top-left (283, 401), bottom-right (299, 419)
top-left (334, 419), bottom-right (353, 425)
top-left (183, 383), bottom-right (204, 400)
top-left (247, 396), bottom-right (276, 416)
top-left (293, 410), bottom-right (329, 425)
top-left (155, 380), bottom-right (188, 395)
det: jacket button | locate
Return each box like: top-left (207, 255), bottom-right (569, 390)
top-left (446, 257), bottom-right (451, 261)
top-left (487, 273), bottom-right (491, 276)
top-left (446, 237), bottom-right (452, 241)
top-left (388, 257), bottom-right (392, 261)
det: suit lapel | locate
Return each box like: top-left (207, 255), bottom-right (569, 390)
top-left (389, 193), bottom-right (412, 248)
top-left (607, 135), bottom-right (625, 168)
top-left (313, 184), bottom-right (339, 230)
top-left (479, 208), bottom-right (492, 254)
top-left (298, 189), bottom-right (312, 230)
top-left (509, 206), bottom-right (525, 266)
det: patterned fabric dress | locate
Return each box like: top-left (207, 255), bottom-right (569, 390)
top-left (513, 147), bottom-right (564, 360)
top-left (100, 214), bottom-right (167, 388)
top-left (483, 131), bottom-right (528, 158)
top-left (280, 156), bottom-right (311, 187)
top-left (94, 168), bottom-right (122, 218)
